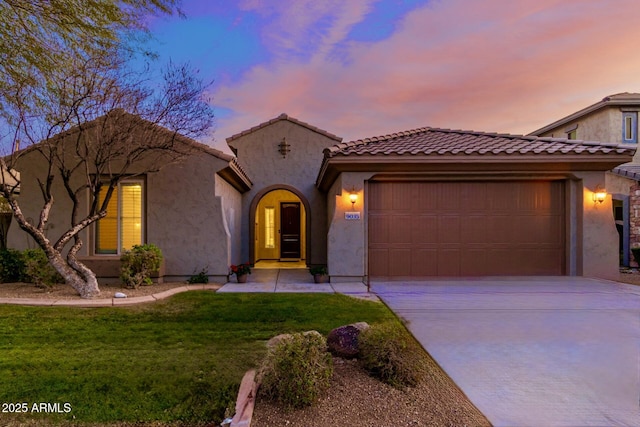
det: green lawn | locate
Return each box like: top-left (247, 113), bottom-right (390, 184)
top-left (0, 292), bottom-right (395, 426)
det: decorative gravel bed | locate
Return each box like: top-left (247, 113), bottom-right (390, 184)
top-left (252, 356), bottom-right (491, 427)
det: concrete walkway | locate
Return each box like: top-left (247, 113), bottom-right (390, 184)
top-left (372, 277), bottom-right (640, 427)
top-left (218, 268), bottom-right (377, 301)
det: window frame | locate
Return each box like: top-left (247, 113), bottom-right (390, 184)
top-left (622, 112), bottom-right (638, 144)
top-left (264, 206), bottom-right (275, 249)
top-left (94, 179), bottom-right (145, 255)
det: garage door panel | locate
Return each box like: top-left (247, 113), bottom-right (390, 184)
top-left (465, 248), bottom-right (491, 275)
top-left (411, 249), bottom-right (438, 276)
top-left (369, 183), bottom-right (393, 211)
top-left (462, 216), bottom-right (490, 243)
top-left (437, 249), bottom-right (461, 276)
top-left (462, 183), bottom-right (487, 211)
top-left (368, 214), bottom-right (389, 244)
top-left (369, 181), bottom-right (565, 278)
top-left (392, 184), bottom-right (413, 210)
top-left (369, 248), bottom-right (389, 277)
top-left (388, 248), bottom-right (412, 276)
top-left (411, 215), bottom-right (437, 243)
top-left (438, 183), bottom-right (461, 210)
top-left (438, 216), bottom-right (460, 243)
top-left (389, 215), bottom-right (412, 244)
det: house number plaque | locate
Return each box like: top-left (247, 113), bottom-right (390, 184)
top-left (345, 212), bottom-right (361, 220)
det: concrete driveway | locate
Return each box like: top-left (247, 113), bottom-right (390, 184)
top-left (372, 277), bottom-right (640, 427)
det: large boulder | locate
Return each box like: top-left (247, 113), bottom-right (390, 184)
top-left (327, 322), bottom-right (370, 358)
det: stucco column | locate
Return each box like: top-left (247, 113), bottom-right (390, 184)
top-left (326, 172), bottom-right (374, 282)
top-left (579, 173), bottom-right (619, 279)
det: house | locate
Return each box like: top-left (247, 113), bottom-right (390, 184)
top-left (529, 93), bottom-right (640, 266)
top-left (6, 112), bottom-right (634, 283)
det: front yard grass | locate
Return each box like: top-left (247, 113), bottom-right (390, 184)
top-left (0, 292), bottom-right (396, 426)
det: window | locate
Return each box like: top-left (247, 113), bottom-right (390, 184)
top-left (95, 181), bottom-right (143, 254)
top-left (565, 124), bottom-right (578, 140)
top-left (623, 112), bottom-right (637, 143)
top-left (264, 206), bottom-right (275, 248)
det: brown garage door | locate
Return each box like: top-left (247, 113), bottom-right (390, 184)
top-left (368, 181), bottom-right (565, 277)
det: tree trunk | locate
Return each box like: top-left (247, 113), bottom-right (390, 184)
top-left (66, 246), bottom-right (101, 299)
top-left (48, 252), bottom-right (101, 299)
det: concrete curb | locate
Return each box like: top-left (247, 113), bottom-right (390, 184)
top-left (0, 284), bottom-right (221, 307)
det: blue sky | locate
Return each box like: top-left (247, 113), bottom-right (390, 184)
top-left (141, 0), bottom-right (640, 152)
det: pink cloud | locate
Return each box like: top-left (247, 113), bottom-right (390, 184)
top-left (210, 0), bottom-right (640, 152)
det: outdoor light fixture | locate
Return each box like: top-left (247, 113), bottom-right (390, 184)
top-left (278, 137), bottom-right (291, 158)
top-left (593, 186), bottom-right (607, 204)
top-left (349, 188), bottom-right (358, 207)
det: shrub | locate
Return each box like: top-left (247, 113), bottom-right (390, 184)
top-left (120, 244), bottom-right (163, 289)
top-left (258, 332), bottom-right (333, 409)
top-left (0, 248), bottom-right (25, 283)
top-left (309, 265), bottom-right (328, 276)
top-left (358, 322), bottom-right (427, 389)
top-left (22, 248), bottom-right (63, 288)
top-left (188, 267), bottom-right (209, 284)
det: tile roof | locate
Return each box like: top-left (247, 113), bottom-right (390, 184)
top-left (226, 113), bottom-right (342, 143)
top-left (325, 127), bottom-right (634, 158)
top-left (612, 163), bottom-right (640, 181)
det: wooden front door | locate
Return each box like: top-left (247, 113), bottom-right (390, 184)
top-left (280, 202), bottom-right (301, 259)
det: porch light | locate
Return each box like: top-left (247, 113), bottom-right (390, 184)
top-left (278, 137), bottom-right (291, 158)
top-left (593, 186), bottom-right (607, 204)
top-left (349, 188), bottom-right (358, 207)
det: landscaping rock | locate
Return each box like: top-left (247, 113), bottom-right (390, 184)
top-left (327, 322), bottom-right (369, 358)
top-left (114, 292), bottom-right (127, 298)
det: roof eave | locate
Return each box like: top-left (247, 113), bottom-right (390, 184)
top-left (316, 153), bottom-right (634, 191)
top-left (217, 159), bottom-right (253, 193)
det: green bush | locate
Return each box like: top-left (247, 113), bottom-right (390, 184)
top-left (358, 322), bottom-right (427, 389)
top-left (258, 332), bottom-right (333, 409)
top-left (0, 248), bottom-right (25, 283)
top-left (188, 267), bottom-right (209, 284)
top-left (120, 244), bottom-right (163, 289)
top-left (22, 248), bottom-right (63, 288)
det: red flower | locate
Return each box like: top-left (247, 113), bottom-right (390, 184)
top-left (229, 263), bottom-right (251, 276)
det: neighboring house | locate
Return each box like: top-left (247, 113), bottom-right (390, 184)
top-left (7, 112), bottom-right (634, 283)
top-left (529, 93), bottom-right (640, 266)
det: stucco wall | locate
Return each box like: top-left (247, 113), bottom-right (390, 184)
top-left (575, 171), bottom-right (620, 279)
top-left (215, 174), bottom-right (243, 268)
top-left (147, 154), bottom-right (241, 281)
top-left (7, 150), bottom-right (87, 253)
top-left (7, 141), bottom-right (243, 283)
top-left (326, 172), bottom-right (374, 282)
top-left (538, 107), bottom-right (621, 144)
top-left (228, 118), bottom-right (337, 265)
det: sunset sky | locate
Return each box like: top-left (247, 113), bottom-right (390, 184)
top-left (142, 0), bottom-right (640, 152)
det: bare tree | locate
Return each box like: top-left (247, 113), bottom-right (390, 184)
top-left (0, 52), bottom-right (213, 298)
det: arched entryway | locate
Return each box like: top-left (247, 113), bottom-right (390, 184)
top-left (249, 185), bottom-right (311, 265)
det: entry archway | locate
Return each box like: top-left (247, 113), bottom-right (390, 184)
top-left (249, 185), bottom-right (311, 265)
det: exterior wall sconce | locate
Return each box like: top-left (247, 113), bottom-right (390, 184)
top-left (349, 188), bottom-right (358, 207)
top-left (593, 186), bottom-right (607, 204)
top-left (278, 137), bottom-right (291, 158)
